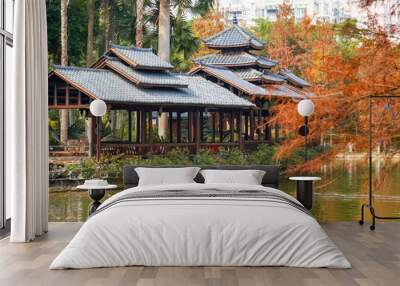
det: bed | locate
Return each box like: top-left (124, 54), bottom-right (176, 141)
top-left (50, 165), bottom-right (351, 269)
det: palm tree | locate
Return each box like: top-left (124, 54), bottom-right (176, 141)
top-left (157, 0), bottom-right (171, 138)
top-left (156, 0), bottom-right (213, 137)
top-left (60, 0), bottom-right (69, 144)
top-left (136, 0), bottom-right (144, 47)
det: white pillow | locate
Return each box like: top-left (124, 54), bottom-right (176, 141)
top-left (200, 169), bottom-right (266, 185)
top-left (135, 167), bottom-right (200, 186)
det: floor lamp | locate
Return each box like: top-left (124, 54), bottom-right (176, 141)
top-left (359, 95), bottom-right (400, 230)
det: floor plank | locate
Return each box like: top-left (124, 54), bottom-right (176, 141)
top-left (0, 222), bottom-right (399, 286)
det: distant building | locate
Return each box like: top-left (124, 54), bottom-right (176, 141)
top-left (217, 0), bottom-right (400, 32)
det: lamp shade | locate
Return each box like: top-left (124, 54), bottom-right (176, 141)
top-left (89, 99), bottom-right (107, 117)
top-left (297, 99), bottom-right (315, 117)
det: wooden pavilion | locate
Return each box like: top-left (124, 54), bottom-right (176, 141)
top-left (48, 44), bottom-right (275, 156)
top-left (190, 23), bottom-right (311, 141)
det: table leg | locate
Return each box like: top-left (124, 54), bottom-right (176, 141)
top-left (296, 181), bottom-right (313, 210)
top-left (88, 189), bottom-right (105, 215)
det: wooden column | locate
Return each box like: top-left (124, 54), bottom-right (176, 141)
top-left (219, 112), bottom-right (224, 143)
top-left (230, 111), bottom-right (235, 143)
top-left (258, 110), bottom-right (262, 142)
top-left (195, 111), bottom-right (201, 153)
top-left (188, 112), bottom-right (193, 142)
top-left (275, 124), bottom-right (280, 143)
top-left (65, 86), bottom-right (70, 105)
top-left (128, 111), bottom-right (132, 143)
top-left (54, 83), bottom-right (58, 106)
top-left (244, 113), bottom-right (249, 141)
top-left (238, 111), bottom-right (243, 150)
top-left (250, 110), bottom-right (255, 141)
top-left (140, 110), bottom-right (146, 144)
top-left (169, 112), bottom-right (173, 143)
top-left (212, 112), bottom-right (216, 143)
top-left (148, 111), bottom-right (153, 153)
top-left (136, 111), bottom-right (141, 143)
top-left (264, 122), bottom-right (272, 141)
top-left (176, 112), bottom-right (182, 143)
top-left (200, 111), bottom-right (204, 142)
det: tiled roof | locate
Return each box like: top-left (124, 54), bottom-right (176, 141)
top-left (191, 64), bottom-right (266, 96)
top-left (104, 57), bottom-right (188, 88)
top-left (279, 69), bottom-right (310, 87)
top-left (264, 84), bottom-right (308, 98)
top-left (108, 44), bottom-right (173, 70)
top-left (52, 66), bottom-right (255, 108)
top-left (233, 68), bottom-right (286, 83)
top-left (193, 52), bottom-right (277, 68)
top-left (204, 25), bottom-right (265, 50)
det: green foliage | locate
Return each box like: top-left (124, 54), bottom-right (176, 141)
top-left (219, 149), bottom-right (248, 165)
top-left (251, 18), bottom-right (273, 42)
top-left (51, 144), bottom-right (282, 181)
top-left (247, 144), bottom-right (277, 165)
top-left (80, 158), bottom-right (96, 179)
top-left (193, 150), bottom-right (217, 165)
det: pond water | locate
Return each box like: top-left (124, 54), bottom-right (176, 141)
top-left (49, 160), bottom-right (400, 222)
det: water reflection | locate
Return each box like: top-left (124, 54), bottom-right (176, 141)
top-left (49, 160), bottom-right (400, 222)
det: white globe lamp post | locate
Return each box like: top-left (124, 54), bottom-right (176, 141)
top-left (297, 99), bottom-right (315, 161)
top-left (89, 99), bottom-right (107, 162)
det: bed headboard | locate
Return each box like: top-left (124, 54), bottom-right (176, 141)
top-left (123, 165), bottom-right (280, 189)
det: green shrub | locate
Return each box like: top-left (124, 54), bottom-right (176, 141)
top-left (193, 150), bottom-right (217, 165)
top-left (219, 148), bottom-right (248, 165)
top-left (247, 144), bottom-right (277, 165)
top-left (80, 158), bottom-right (96, 179)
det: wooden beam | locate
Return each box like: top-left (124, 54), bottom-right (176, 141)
top-left (54, 83), bottom-right (58, 106)
top-left (169, 112), bottom-right (173, 143)
top-left (140, 110), bottom-right (146, 144)
top-left (200, 111), bottom-right (204, 142)
top-left (188, 112), bottom-right (193, 142)
top-left (244, 113), bottom-right (249, 141)
top-left (212, 113), bottom-right (216, 143)
top-left (177, 112), bottom-right (182, 143)
top-left (230, 111), bottom-right (235, 143)
top-left (195, 111), bottom-right (201, 153)
top-left (148, 111), bottom-right (153, 145)
top-left (128, 111), bottom-right (132, 143)
top-left (219, 112), bottom-right (224, 143)
top-left (250, 110), bottom-right (255, 141)
top-left (238, 111), bottom-right (243, 150)
top-left (65, 85), bottom-right (70, 105)
top-left (258, 109), bottom-right (263, 142)
top-left (136, 111), bottom-right (141, 144)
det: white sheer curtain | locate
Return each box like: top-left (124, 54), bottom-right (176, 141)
top-left (7, 0), bottom-right (49, 242)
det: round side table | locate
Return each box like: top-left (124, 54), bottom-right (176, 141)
top-left (289, 177), bottom-right (321, 210)
top-left (77, 184), bottom-right (117, 215)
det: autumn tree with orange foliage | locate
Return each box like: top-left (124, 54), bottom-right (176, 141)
top-left (257, 5), bottom-right (400, 173)
top-left (191, 12), bottom-right (225, 58)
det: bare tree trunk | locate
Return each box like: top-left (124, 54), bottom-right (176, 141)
top-left (60, 0), bottom-right (69, 144)
top-left (158, 0), bottom-right (170, 138)
top-left (86, 0), bottom-right (94, 66)
top-left (135, 0), bottom-right (144, 47)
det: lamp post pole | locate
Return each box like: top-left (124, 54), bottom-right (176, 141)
top-left (297, 99), bottom-right (314, 163)
top-left (96, 116), bottom-right (101, 162)
top-left (89, 99), bottom-right (107, 168)
top-left (304, 116), bottom-right (308, 162)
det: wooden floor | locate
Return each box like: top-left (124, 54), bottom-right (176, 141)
top-left (0, 222), bottom-right (399, 286)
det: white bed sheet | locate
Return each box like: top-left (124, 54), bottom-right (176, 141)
top-left (50, 183), bottom-right (351, 269)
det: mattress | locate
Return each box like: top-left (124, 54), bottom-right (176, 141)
top-left (50, 183), bottom-right (351, 269)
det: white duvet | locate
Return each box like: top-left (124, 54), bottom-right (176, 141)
top-left (50, 183), bottom-right (351, 269)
